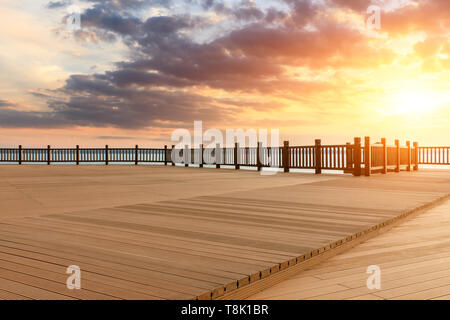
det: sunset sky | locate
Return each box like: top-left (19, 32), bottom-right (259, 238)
top-left (0, 0), bottom-right (449, 147)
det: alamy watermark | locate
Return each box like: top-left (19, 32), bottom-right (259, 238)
top-left (366, 265), bottom-right (381, 290)
top-left (66, 265), bottom-right (81, 290)
top-left (366, 3), bottom-right (381, 30)
top-left (66, 5), bottom-right (81, 31)
top-left (171, 121), bottom-right (281, 175)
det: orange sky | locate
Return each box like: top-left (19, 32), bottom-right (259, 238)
top-left (0, 0), bottom-right (449, 147)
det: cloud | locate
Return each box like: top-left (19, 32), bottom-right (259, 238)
top-left (382, 0), bottom-right (450, 35)
top-left (46, 1), bottom-right (72, 9)
top-left (81, 0), bottom-right (171, 11)
top-left (80, 6), bottom-right (142, 36)
top-left (0, 73), bottom-right (236, 129)
top-left (0, 108), bottom-right (62, 128)
top-left (0, 99), bottom-right (15, 107)
top-left (2, 0), bottom-right (449, 132)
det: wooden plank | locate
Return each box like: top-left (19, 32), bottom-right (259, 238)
top-left (0, 289), bottom-right (31, 300)
top-left (0, 277), bottom-right (72, 300)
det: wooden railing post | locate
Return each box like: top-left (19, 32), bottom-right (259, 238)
top-left (18, 145), bottom-right (22, 165)
top-left (135, 145), bottom-right (139, 165)
top-left (163, 145), bottom-right (167, 166)
top-left (315, 139), bottom-right (322, 174)
top-left (234, 142), bottom-right (239, 170)
top-left (346, 142), bottom-right (352, 170)
top-left (413, 142), bottom-right (419, 171)
top-left (105, 145), bottom-right (109, 165)
top-left (381, 138), bottom-right (387, 174)
top-left (353, 138), bottom-right (361, 176)
top-left (216, 143), bottom-right (221, 169)
top-left (283, 141), bottom-right (289, 173)
top-left (184, 145), bottom-right (189, 167)
top-left (47, 145), bottom-right (51, 165)
top-left (395, 139), bottom-right (400, 173)
top-left (406, 141), bottom-right (411, 172)
top-left (199, 144), bottom-right (203, 168)
top-left (76, 145), bottom-right (80, 165)
top-left (171, 145), bottom-right (175, 166)
top-left (257, 142), bottom-right (262, 171)
top-left (364, 137), bottom-right (371, 176)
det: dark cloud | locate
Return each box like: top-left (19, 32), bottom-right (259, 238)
top-left (66, 0), bottom-right (178, 42)
top-left (0, 73), bottom-right (235, 129)
top-left (282, 0), bottom-right (321, 27)
top-left (210, 1), bottom-right (265, 21)
top-left (46, 0), bottom-right (72, 9)
top-left (80, 0), bottom-right (171, 11)
top-left (200, 0), bottom-right (215, 10)
top-left (81, 7), bottom-right (142, 36)
top-left (28, 90), bottom-right (52, 99)
top-left (0, 108), bottom-right (63, 128)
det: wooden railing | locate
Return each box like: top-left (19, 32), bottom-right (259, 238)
top-left (1, 137), bottom-right (440, 175)
top-left (417, 147), bottom-right (450, 165)
top-left (0, 145), bottom-right (168, 165)
top-left (360, 137), bottom-right (420, 176)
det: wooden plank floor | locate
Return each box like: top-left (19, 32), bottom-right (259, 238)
top-left (0, 166), bottom-right (449, 299)
top-left (248, 199), bottom-right (450, 300)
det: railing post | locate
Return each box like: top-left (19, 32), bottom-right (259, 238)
top-left (283, 141), bottom-right (289, 173)
top-left (413, 142), bottom-right (419, 171)
top-left (395, 139), bottom-right (400, 173)
top-left (184, 145), bottom-right (189, 167)
top-left (364, 137), bottom-right (371, 176)
top-left (47, 145), bottom-right (51, 165)
top-left (353, 137), bottom-right (361, 176)
top-left (216, 143), bottom-right (221, 169)
top-left (18, 145), bottom-right (22, 165)
top-left (406, 141), bottom-right (411, 171)
top-left (171, 145), bottom-right (175, 166)
top-left (105, 145), bottom-right (109, 165)
top-left (135, 145), bottom-right (139, 165)
top-left (199, 144), bottom-right (203, 168)
top-left (76, 145), bottom-right (80, 165)
top-left (257, 142), bottom-right (262, 171)
top-left (381, 138), bottom-right (387, 174)
top-left (346, 142), bottom-right (352, 170)
top-left (234, 142), bottom-right (239, 170)
top-left (315, 139), bottom-right (322, 174)
top-left (164, 145), bottom-right (167, 166)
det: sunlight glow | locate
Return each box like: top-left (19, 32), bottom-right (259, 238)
top-left (392, 90), bottom-right (441, 115)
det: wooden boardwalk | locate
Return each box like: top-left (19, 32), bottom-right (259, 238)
top-left (249, 199), bottom-right (450, 300)
top-left (0, 166), bottom-right (449, 299)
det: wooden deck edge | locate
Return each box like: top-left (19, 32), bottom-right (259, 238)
top-left (193, 193), bottom-right (450, 300)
